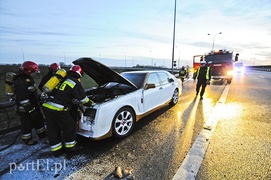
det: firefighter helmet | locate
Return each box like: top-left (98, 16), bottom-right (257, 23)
top-left (70, 65), bottom-right (83, 77)
top-left (49, 63), bottom-right (61, 71)
top-left (20, 61), bottom-right (39, 75)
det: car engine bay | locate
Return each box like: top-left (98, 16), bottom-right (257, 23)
top-left (85, 84), bottom-right (136, 103)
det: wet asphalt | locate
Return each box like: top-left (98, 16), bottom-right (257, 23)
top-left (0, 70), bottom-right (270, 180)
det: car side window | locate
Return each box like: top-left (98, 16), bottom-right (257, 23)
top-left (157, 72), bottom-right (170, 85)
top-left (147, 73), bottom-right (160, 86)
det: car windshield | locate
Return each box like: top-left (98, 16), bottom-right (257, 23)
top-left (121, 72), bottom-right (147, 88)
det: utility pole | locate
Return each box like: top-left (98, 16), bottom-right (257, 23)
top-left (21, 48), bottom-right (25, 62)
top-left (171, 0), bottom-right (177, 74)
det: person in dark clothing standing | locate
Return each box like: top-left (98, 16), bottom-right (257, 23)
top-left (38, 62), bottom-right (61, 91)
top-left (42, 65), bottom-right (94, 157)
top-left (193, 61), bottom-right (211, 100)
top-left (13, 61), bottom-right (47, 145)
top-left (179, 66), bottom-right (187, 85)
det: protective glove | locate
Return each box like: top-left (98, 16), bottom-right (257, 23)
top-left (72, 98), bottom-right (80, 104)
top-left (206, 80), bottom-right (210, 85)
top-left (39, 92), bottom-right (48, 102)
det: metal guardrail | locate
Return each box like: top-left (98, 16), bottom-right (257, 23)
top-left (0, 101), bottom-right (15, 110)
top-left (0, 101), bottom-right (21, 136)
top-left (246, 65), bottom-right (271, 72)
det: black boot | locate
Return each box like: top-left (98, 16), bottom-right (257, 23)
top-left (23, 139), bottom-right (38, 146)
top-left (51, 148), bottom-right (64, 157)
top-left (37, 130), bottom-right (47, 139)
top-left (65, 144), bottom-right (83, 152)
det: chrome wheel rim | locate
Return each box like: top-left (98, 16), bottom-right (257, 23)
top-left (114, 110), bottom-right (133, 136)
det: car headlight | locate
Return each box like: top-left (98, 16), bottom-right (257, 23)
top-left (82, 108), bottom-right (96, 123)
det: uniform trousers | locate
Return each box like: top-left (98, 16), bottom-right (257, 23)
top-left (17, 105), bottom-right (46, 142)
top-left (42, 108), bottom-right (77, 148)
top-left (196, 80), bottom-right (207, 97)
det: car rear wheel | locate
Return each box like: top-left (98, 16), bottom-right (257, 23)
top-left (112, 107), bottom-right (135, 138)
top-left (170, 88), bottom-right (179, 106)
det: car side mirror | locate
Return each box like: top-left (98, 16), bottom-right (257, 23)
top-left (145, 83), bottom-right (156, 90)
top-left (168, 78), bottom-right (174, 82)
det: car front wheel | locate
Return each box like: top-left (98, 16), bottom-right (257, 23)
top-left (112, 107), bottom-right (135, 138)
top-left (170, 88), bottom-right (179, 106)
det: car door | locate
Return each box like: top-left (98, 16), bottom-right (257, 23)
top-left (157, 72), bottom-right (174, 103)
top-left (143, 72), bottom-right (164, 112)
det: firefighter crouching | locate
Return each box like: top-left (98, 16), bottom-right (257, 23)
top-left (42, 65), bottom-right (94, 157)
top-left (13, 61), bottom-right (47, 145)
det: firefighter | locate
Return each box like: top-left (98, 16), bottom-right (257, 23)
top-left (38, 62), bottom-right (61, 91)
top-left (185, 65), bottom-right (189, 78)
top-left (42, 65), bottom-right (94, 157)
top-left (13, 61), bottom-right (47, 145)
top-left (193, 61), bottom-right (211, 100)
top-left (179, 66), bottom-right (187, 85)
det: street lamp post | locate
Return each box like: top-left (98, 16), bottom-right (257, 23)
top-left (171, 0), bottom-right (177, 73)
top-left (208, 32), bottom-right (222, 51)
top-left (63, 52), bottom-right (66, 65)
top-left (123, 52), bottom-right (126, 67)
top-left (150, 51), bottom-right (153, 66)
top-left (21, 48), bottom-right (25, 62)
top-left (149, 51), bottom-right (153, 66)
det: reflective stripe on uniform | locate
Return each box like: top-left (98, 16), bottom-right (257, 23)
top-left (65, 79), bottom-right (76, 88)
top-left (28, 107), bottom-right (36, 113)
top-left (19, 99), bottom-right (30, 105)
top-left (196, 67), bottom-right (200, 78)
top-left (19, 99), bottom-right (35, 113)
top-left (206, 67), bottom-right (210, 79)
top-left (57, 79), bottom-right (76, 91)
top-left (21, 133), bottom-right (32, 140)
top-left (42, 102), bottom-right (68, 111)
top-left (51, 142), bottom-right (62, 152)
top-left (65, 141), bottom-right (76, 148)
top-left (80, 96), bottom-right (90, 104)
top-left (196, 67), bottom-right (210, 79)
top-left (36, 127), bottom-right (46, 134)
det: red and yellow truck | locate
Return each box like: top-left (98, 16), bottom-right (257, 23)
top-left (193, 49), bottom-right (239, 83)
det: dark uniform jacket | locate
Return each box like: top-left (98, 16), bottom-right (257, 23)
top-left (43, 71), bottom-right (92, 111)
top-left (179, 69), bottom-right (187, 77)
top-left (194, 66), bottom-right (211, 82)
top-left (13, 71), bottom-right (39, 110)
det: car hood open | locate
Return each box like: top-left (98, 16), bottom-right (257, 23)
top-left (73, 57), bottom-right (138, 89)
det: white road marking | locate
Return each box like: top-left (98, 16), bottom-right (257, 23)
top-left (172, 84), bottom-right (231, 180)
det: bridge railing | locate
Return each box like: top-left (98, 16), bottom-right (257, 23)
top-left (246, 65), bottom-right (271, 72)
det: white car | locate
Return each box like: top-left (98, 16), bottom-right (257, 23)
top-left (73, 57), bottom-right (182, 139)
top-left (234, 62), bottom-right (245, 73)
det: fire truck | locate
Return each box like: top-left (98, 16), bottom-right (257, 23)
top-left (193, 49), bottom-right (239, 83)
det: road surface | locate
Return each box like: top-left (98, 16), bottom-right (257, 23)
top-left (0, 70), bottom-right (270, 180)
